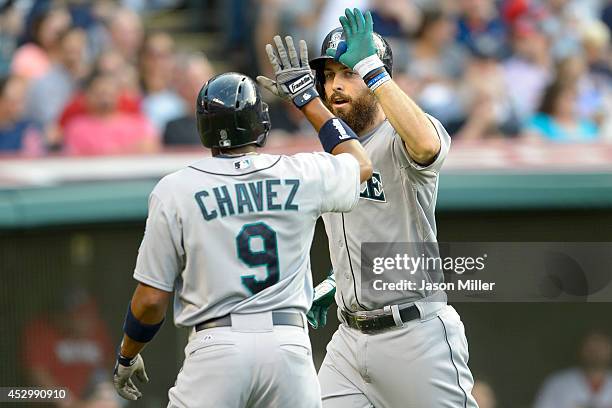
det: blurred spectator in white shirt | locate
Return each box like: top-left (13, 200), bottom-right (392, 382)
top-left (139, 32), bottom-right (186, 132)
top-left (503, 14), bottom-right (553, 121)
top-left (534, 331), bottom-right (612, 408)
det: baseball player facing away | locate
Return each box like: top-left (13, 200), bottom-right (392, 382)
top-left (111, 54), bottom-right (374, 406)
top-left (300, 9), bottom-right (477, 408)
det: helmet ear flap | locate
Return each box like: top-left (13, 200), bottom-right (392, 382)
top-left (255, 102), bottom-right (271, 147)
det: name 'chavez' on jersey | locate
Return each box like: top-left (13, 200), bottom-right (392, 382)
top-left (194, 178), bottom-right (300, 220)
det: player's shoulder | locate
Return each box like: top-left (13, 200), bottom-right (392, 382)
top-left (283, 151), bottom-right (357, 172)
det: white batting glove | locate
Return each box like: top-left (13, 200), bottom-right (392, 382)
top-left (257, 35), bottom-right (319, 108)
top-left (112, 354), bottom-right (149, 401)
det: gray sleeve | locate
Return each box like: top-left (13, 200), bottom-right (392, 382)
top-left (392, 114), bottom-right (451, 176)
top-left (133, 191), bottom-right (183, 292)
top-left (312, 152), bottom-right (361, 214)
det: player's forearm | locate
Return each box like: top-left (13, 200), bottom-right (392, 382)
top-left (331, 140), bottom-right (373, 183)
top-left (374, 80), bottom-right (440, 165)
top-left (301, 99), bottom-right (372, 182)
top-left (300, 98), bottom-right (335, 131)
top-left (119, 283), bottom-right (170, 358)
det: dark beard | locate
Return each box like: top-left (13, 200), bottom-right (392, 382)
top-left (324, 89), bottom-right (379, 135)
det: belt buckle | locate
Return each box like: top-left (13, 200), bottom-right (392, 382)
top-left (353, 313), bottom-right (378, 334)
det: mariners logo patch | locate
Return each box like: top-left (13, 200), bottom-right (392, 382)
top-left (360, 171), bottom-right (386, 202)
top-left (328, 32), bottom-right (342, 50)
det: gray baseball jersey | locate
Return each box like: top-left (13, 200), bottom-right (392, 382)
top-left (322, 115), bottom-right (451, 311)
top-left (134, 152), bottom-right (360, 327)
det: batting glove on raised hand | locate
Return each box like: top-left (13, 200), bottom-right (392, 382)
top-left (328, 8), bottom-right (387, 81)
top-left (257, 35), bottom-right (319, 108)
top-left (113, 354), bottom-right (149, 401)
top-left (307, 270), bottom-right (336, 329)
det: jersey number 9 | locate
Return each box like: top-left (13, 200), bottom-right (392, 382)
top-left (236, 222), bottom-right (280, 294)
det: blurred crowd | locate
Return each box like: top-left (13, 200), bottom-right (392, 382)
top-left (0, 0), bottom-right (214, 156)
top-left (0, 0), bottom-right (611, 157)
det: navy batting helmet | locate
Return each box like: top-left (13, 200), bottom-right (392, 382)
top-left (196, 72), bottom-right (271, 149)
top-left (309, 27), bottom-right (393, 94)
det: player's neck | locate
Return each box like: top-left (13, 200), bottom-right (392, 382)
top-left (358, 106), bottom-right (386, 137)
top-left (212, 146), bottom-right (258, 157)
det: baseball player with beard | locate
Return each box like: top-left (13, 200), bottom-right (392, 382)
top-left (261, 8), bottom-right (479, 408)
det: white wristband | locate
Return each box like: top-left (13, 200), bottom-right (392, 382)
top-left (354, 54), bottom-right (384, 79)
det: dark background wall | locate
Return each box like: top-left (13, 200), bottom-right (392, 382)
top-left (2, 209), bottom-right (611, 408)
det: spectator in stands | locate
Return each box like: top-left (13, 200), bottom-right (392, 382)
top-left (580, 19), bottom-right (611, 82)
top-left (11, 6), bottom-right (72, 81)
top-left (368, 0), bottom-right (421, 38)
top-left (163, 53), bottom-right (214, 146)
top-left (63, 71), bottom-right (158, 155)
top-left (26, 28), bottom-right (89, 132)
top-left (396, 6), bottom-right (467, 130)
top-left (59, 49), bottom-right (142, 132)
top-left (455, 0), bottom-right (509, 58)
top-left (139, 32), bottom-right (186, 132)
top-left (603, 2), bottom-right (612, 33)
top-left (104, 8), bottom-right (144, 64)
top-left (526, 79), bottom-right (599, 142)
top-left (21, 288), bottom-right (119, 408)
top-left (534, 330), bottom-right (612, 408)
top-left (503, 14), bottom-right (553, 121)
top-left (315, 0), bottom-right (368, 47)
top-left (256, 0), bottom-right (326, 79)
top-left (0, 0), bottom-right (24, 76)
top-left (0, 76), bottom-right (44, 155)
top-left (455, 44), bottom-right (521, 139)
top-left (472, 379), bottom-right (497, 408)
top-left (556, 54), bottom-right (610, 128)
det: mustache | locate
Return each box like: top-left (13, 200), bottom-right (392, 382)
top-left (328, 91), bottom-right (352, 103)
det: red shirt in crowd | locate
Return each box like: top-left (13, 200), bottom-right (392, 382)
top-left (22, 318), bottom-right (113, 398)
top-left (63, 112), bottom-right (158, 155)
top-left (59, 92), bottom-right (142, 130)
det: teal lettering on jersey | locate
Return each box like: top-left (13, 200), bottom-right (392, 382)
top-left (195, 190), bottom-right (217, 220)
top-left (213, 185), bottom-right (235, 217)
top-left (360, 171), bottom-right (386, 202)
top-left (235, 183), bottom-right (255, 214)
top-left (249, 181), bottom-right (264, 211)
top-left (197, 179), bottom-right (301, 221)
top-left (284, 179), bottom-right (300, 211)
top-left (266, 179), bottom-right (282, 211)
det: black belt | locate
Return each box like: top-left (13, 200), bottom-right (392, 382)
top-left (195, 312), bottom-right (304, 331)
top-left (341, 305), bottom-right (420, 334)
